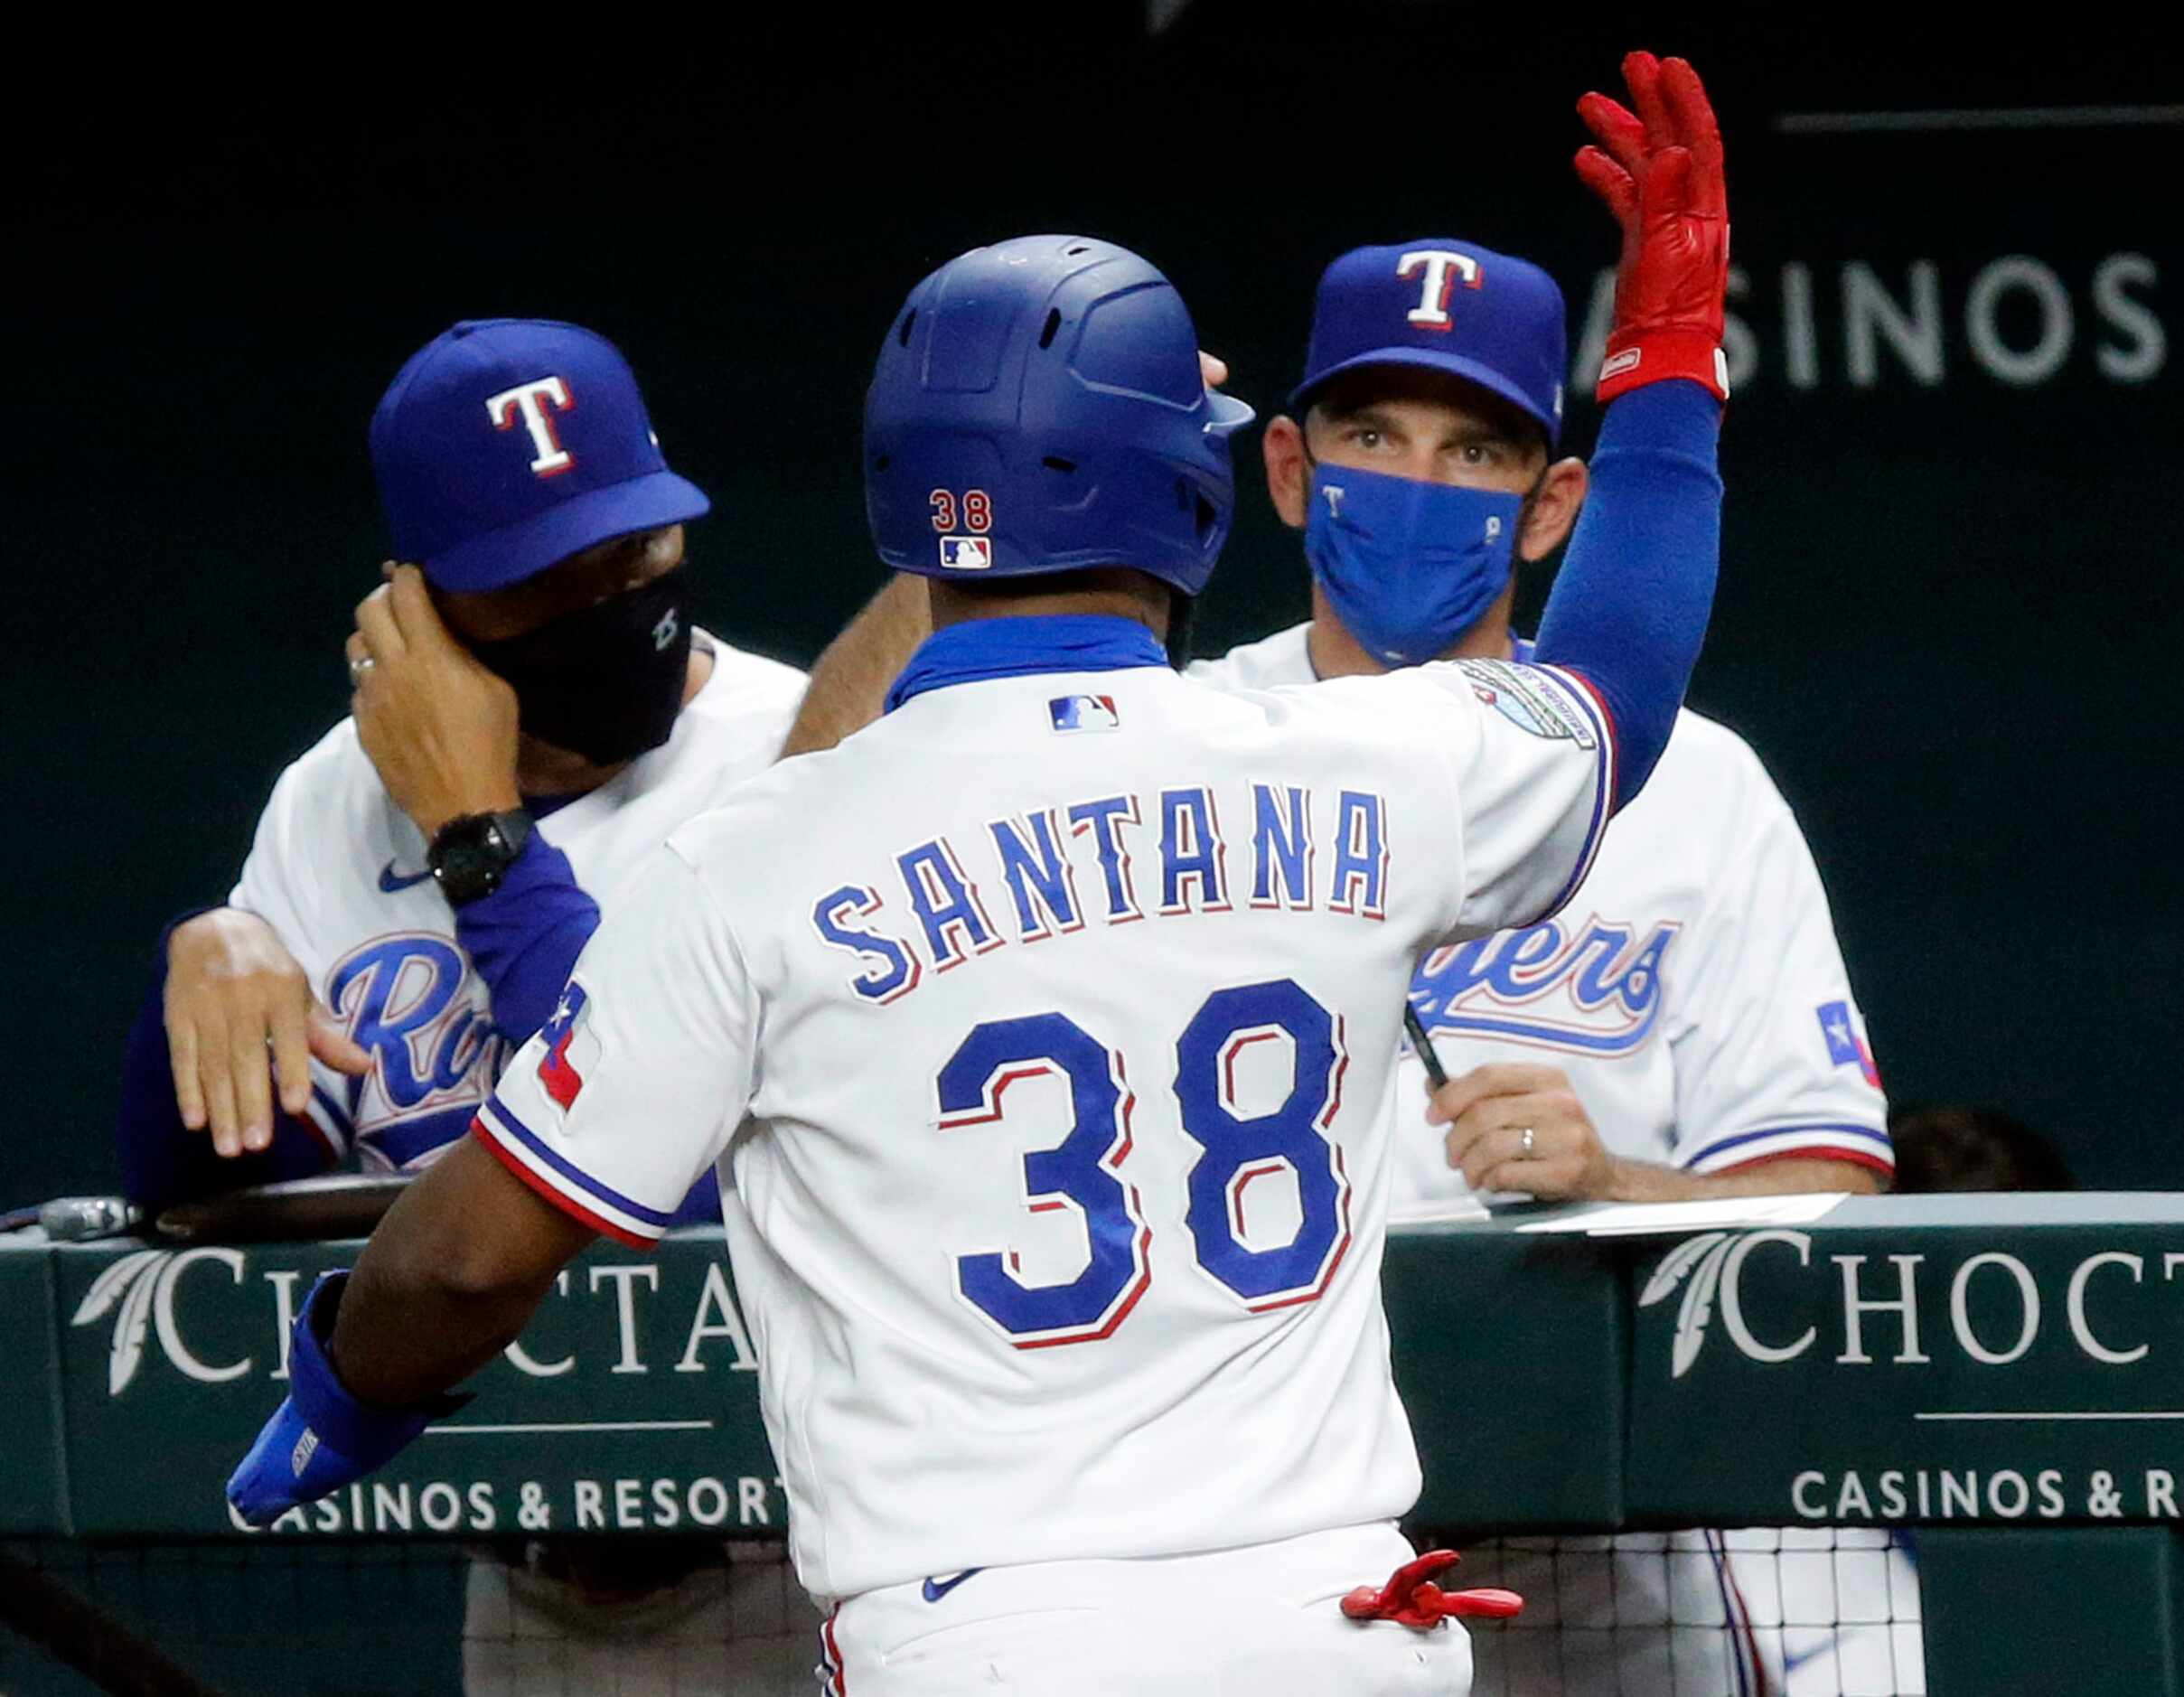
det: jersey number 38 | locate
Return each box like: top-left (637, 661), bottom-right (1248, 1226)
top-left (935, 978), bottom-right (1351, 1349)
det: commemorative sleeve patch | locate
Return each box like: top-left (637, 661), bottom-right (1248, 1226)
top-left (1453, 660), bottom-right (1598, 747)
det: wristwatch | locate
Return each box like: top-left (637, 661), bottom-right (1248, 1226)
top-left (427, 810), bottom-right (534, 906)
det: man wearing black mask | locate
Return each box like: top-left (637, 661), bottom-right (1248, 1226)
top-left (114, 318), bottom-right (817, 1693)
top-left (117, 317), bottom-right (805, 1216)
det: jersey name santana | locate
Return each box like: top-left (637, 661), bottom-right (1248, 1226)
top-left (480, 655), bottom-right (1614, 1598)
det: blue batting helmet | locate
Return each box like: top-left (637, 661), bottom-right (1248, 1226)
top-left (864, 235), bottom-right (1254, 597)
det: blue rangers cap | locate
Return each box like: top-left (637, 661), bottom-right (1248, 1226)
top-left (369, 318), bottom-right (710, 593)
top-left (1289, 240), bottom-right (1567, 446)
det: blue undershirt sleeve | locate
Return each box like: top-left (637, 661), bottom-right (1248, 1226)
top-left (454, 834), bottom-right (605, 1045)
top-left (1532, 379), bottom-right (1723, 807)
top-left (670, 1167), bottom-right (725, 1228)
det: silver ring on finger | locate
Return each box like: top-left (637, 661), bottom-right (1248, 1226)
top-left (1518, 1126), bottom-right (1536, 1158)
top-left (349, 654), bottom-right (375, 686)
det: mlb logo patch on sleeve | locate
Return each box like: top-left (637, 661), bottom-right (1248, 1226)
top-left (938, 536), bottom-right (993, 570)
top-left (1049, 694), bottom-right (1120, 733)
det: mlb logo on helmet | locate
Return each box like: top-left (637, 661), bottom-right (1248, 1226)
top-left (1291, 239), bottom-right (1569, 446)
top-left (939, 536), bottom-right (993, 570)
top-left (1049, 695), bottom-right (1120, 733)
top-left (370, 318), bottom-right (710, 595)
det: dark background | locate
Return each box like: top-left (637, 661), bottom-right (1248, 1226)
top-left (4, 11), bottom-right (2177, 1204)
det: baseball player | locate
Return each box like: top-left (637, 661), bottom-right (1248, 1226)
top-left (768, 55), bottom-right (1871, 1690)
top-left (1179, 57), bottom-right (1889, 1697)
top-left (224, 57), bottom-right (1731, 1692)
top-left (119, 316), bottom-right (805, 1205)
top-left (115, 317), bottom-right (817, 1691)
top-left (1204, 209), bottom-right (1889, 1210)
top-left (788, 84), bottom-right (1888, 1215)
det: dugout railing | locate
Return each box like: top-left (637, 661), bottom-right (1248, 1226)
top-left (4, 1195), bottom-right (2180, 1694)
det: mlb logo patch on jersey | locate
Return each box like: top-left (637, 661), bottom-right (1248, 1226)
top-left (1049, 694), bottom-right (1120, 734)
top-left (1453, 659), bottom-right (1596, 746)
top-left (1816, 999), bottom-right (1882, 1088)
top-left (938, 536), bottom-right (993, 570)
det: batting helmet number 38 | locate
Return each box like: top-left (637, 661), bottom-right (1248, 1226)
top-left (929, 489), bottom-right (994, 532)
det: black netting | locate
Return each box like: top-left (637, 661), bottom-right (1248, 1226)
top-left (1456, 1529), bottom-right (1923, 1696)
top-left (1, 1528), bottom-right (1927, 1695)
top-left (0, 1538), bottom-right (820, 1697)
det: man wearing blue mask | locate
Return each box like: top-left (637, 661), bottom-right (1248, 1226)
top-left (1240, 244), bottom-right (1590, 680)
top-left (1184, 64), bottom-right (1892, 1694)
top-left (1199, 239), bottom-right (1889, 1217)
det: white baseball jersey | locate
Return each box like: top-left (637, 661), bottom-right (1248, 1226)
top-left (480, 650), bottom-right (1617, 1599)
top-left (1196, 623), bottom-right (1893, 1692)
top-left (228, 634), bottom-right (806, 1171)
top-left (1191, 623), bottom-right (1891, 1196)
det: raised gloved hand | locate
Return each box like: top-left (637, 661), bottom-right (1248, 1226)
top-left (226, 1271), bottom-right (467, 1525)
top-left (1574, 52), bottom-right (1730, 404)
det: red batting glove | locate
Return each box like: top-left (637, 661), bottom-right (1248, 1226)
top-left (1339, 1549), bottom-right (1525, 1631)
top-left (1574, 52), bottom-right (1730, 405)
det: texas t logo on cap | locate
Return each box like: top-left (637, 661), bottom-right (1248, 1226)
top-left (1290, 239), bottom-right (1569, 445)
top-left (486, 376), bottom-right (577, 476)
top-left (1396, 249), bottom-right (1483, 331)
top-left (370, 319), bottom-right (710, 595)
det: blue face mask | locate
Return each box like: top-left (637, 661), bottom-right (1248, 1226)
top-left (1302, 460), bottom-right (1524, 669)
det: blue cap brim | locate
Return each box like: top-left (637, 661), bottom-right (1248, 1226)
top-left (423, 470), bottom-right (713, 593)
top-left (1287, 348), bottom-right (1559, 445)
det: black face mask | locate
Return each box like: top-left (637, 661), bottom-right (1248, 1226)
top-left (467, 567), bottom-right (694, 766)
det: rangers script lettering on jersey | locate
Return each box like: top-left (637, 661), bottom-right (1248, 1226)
top-left (478, 651), bottom-right (1615, 1599)
top-left (1189, 623), bottom-right (1891, 1201)
top-left (228, 636), bottom-right (805, 1172)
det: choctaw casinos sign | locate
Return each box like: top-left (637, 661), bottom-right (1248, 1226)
top-left (52, 1237), bottom-right (786, 1539)
top-left (1627, 1208), bottom-right (2184, 1529)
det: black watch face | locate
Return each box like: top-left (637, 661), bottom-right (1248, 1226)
top-left (433, 816), bottom-right (520, 901)
top-left (437, 835), bottom-right (495, 887)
